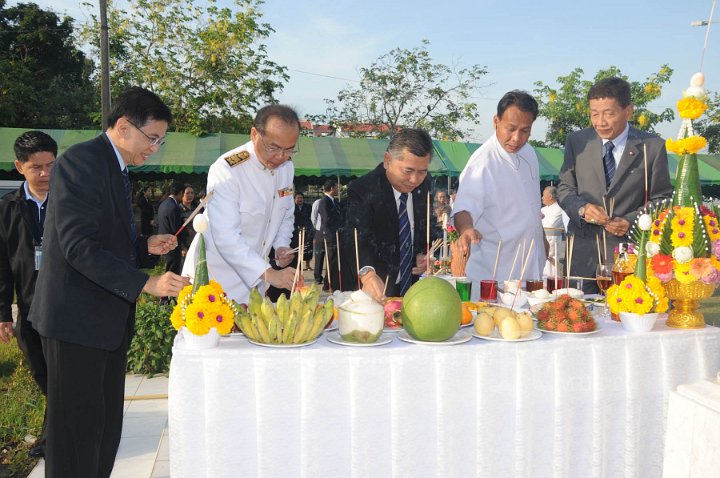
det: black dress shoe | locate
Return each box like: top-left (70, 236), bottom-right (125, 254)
top-left (29, 444), bottom-right (44, 458)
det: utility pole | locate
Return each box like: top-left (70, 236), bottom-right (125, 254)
top-left (99, 0), bottom-right (111, 129)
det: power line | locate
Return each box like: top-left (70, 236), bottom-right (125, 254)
top-left (287, 68), bottom-right (359, 83)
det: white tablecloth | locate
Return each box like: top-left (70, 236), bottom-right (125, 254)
top-left (663, 378), bottom-right (720, 477)
top-left (168, 319), bottom-right (720, 478)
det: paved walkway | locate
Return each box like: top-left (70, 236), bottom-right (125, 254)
top-left (29, 374), bottom-right (170, 478)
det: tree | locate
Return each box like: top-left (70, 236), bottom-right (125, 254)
top-left (327, 40), bottom-right (488, 140)
top-left (694, 91), bottom-right (720, 154)
top-left (0, 0), bottom-right (97, 128)
top-left (80, 0), bottom-right (288, 135)
top-left (533, 65), bottom-right (674, 147)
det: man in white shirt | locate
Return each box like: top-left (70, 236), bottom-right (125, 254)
top-left (541, 186), bottom-right (566, 277)
top-left (310, 197), bottom-right (324, 283)
top-left (452, 91), bottom-right (546, 299)
top-left (182, 105), bottom-right (299, 303)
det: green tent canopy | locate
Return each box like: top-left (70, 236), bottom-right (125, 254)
top-left (3, 127), bottom-right (720, 184)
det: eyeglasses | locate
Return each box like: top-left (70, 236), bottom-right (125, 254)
top-left (127, 119), bottom-right (166, 147)
top-left (258, 134), bottom-right (299, 156)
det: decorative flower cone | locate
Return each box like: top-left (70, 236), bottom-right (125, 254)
top-left (192, 233), bottom-right (209, 293)
top-left (658, 72), bottom-right (716, 328)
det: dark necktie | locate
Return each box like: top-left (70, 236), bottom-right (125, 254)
top-left (603, 141), bottom-right (616, 187)
top-left (121, 168), bottom-right (138, 242)
top-left (398, 193), bottom-right (412, 295)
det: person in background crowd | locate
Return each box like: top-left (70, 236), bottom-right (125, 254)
top-left (453, 90), bottom-right (546, 299)
top-left (341, 129), bottom-right (433, 301)
top-left (180, 185), bottom-right (198, 247)
top-left (157, 182), bottom-right (187, 274)
top-left (318, 179), bottom-right (342, 291)
top-left (311, 195), bottom-right (324, 283)
top-left (0, 131), bottom-right (57, 459)
top-left (28, 87), bottom-right (189, 478)
top-left (541, 185), bottom-right (566, 278)
top-left (182, 105), bottom-right (299, 303)
top-left (135, 186), bottom-right (155, 236)
top-left (293, 192), bottom-right (313, 270)
top-left (557, 77), bottom-right (672, 293)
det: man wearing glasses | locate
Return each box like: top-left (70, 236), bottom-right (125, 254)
top-left (182, 105), bottom-right (300, 303)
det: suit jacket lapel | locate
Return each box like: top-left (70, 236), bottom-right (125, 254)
top-left (99, 134), bottom-right (135, 243)
top-left (587, 134), bottom-right (607, 192)
top-left (380, 173), bottom-right (400, 240)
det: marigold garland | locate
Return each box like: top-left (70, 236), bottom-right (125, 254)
top-left (666, 136), bottom-right (707, 155)
top-left (170, 280), bottom-right (236, 336)
top-left (677, 97), bottom-right (708, 120)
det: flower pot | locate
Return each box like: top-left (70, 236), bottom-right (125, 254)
top-left (619, 312), bottom-right (659, 333)
top-left (180, 326), bottom-right (220, 349)
top-left (663, 279), bottom-right (715, 329)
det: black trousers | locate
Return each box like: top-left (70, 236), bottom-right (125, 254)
top-left (313, 233), bottom-right (325, 283)
top-left (41, 331), bottom-right (129, 478)
top-left (163, 248), bottom-right (183, 275)
top-left (324, 236), bottom-right (340, 291)
top-left (16, 314), bottom-right (48, 443)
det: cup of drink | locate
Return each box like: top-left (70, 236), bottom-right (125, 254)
top-left (525, 278), bottom-right (544, 292)
top-left (546, 276), bottom-right (565, 294)
top-left (480, 279), bottom-right (497, 301)
top-left (455, 277), bottom-right (472, 301)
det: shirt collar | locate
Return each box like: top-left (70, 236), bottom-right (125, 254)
top-left (603, 123), bottom-right (630, 149)
top-left (23, 181), bottom-right (46, 206)
top-left (105, 132), bottom-right (127, 171)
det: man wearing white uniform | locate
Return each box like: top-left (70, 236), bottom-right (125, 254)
top-left (541, 186), bottom-right (566, 278)
top-left (452, 91), bottom-right (546, 299)
top-left (182, 105), bottom-right (299, 303)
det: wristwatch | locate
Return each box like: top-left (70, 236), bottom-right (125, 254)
top-left (578, 205), bottom-right (587, 219)
top-left (359, 266), bottom-right (375, 277)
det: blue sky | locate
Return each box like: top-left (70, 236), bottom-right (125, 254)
top-left (14, 0), bottom-right (720, 143)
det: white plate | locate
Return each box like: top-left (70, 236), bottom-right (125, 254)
top-left (324, 321), bottom-right (338, 332)
top-left (397, 329), bottom-right (472, 345)
top-left (473, 329), bottom-right (542, 342)
top-left (535, 326), bottom-right (601, 336)
top-left (326, 331), bottom-right (393, 347)
top-left (247, 337), bottom-right (319, 348)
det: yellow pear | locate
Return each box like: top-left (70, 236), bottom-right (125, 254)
top-left (474, 312), bottom-right (495, 336)
top-left (499, 316), bottom-right (521, 340)
top-left (516, 312), bottom-right (534, 337)
top-left (493, 307), bottom-right (515, 326)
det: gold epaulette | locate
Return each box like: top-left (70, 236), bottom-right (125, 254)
top-left (224, 150), bottom-right (250, 167)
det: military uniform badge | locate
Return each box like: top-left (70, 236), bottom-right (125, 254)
top-left (224, 150), bottom-right (250, 167)
top-left (277, 186), bottom-right (294, 198)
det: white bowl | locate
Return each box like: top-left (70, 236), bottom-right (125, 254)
top-left (500, 289), bottom-right (528, 308)
top-left (526, 295), bottom-right (552, 307)
top-left (551, 287), bottom-right (584, 299)
top-left (619, 312), bottom-right (659, 332)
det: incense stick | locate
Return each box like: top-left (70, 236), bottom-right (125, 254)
top-left (596, 234), bottom-right (603, 265)
top-left (426, 191), bottom-right (431, 273)
top-left (511, 240), bottom-right (534, 310)
top-left (174, 191), bottom-right (214, 236)
top-left (336, 230), bottom-right (342, 291)
top-left (554, 241), bottom-right (558, 291)
top-left (644, 143), bottom-right (649, 207)
top-left (383, 275), bottom-right (390, 296)
top-left (290, 230), bottom-right (303, 295)
top-left (491, 240), bottom-right (502, 281)
top-left (354, 228), bottom-right (360, 290)
top-left (507, 246), bottom-right (521, 281)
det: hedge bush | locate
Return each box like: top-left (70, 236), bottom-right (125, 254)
top-left (126, 296), bottom-right (176, 375)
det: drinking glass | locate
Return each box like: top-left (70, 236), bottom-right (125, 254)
top-left (455, 277), bottom-right (472, 301)
top-left (525, 278), bottom-right (544, 292)
top-left (479, 280), bottom-right (497, 301)
top-left (596, 263), bottom-right (614, 319)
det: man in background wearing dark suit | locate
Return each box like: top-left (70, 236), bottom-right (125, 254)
top-left (28, 87), bottom-right (190, 478)
top-left (0, 131), bottom-right (57, 458)
top-left (318, 179), bottom-right (342, 291)
top-left (341, 129), bottom-right (432, 301)
top-left (157, 181), bottom-right (187, 274)
top-left (558, 77), bottom-right (672, 292)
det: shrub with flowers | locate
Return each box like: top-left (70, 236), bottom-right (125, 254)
top-left (607, 213), bottom-right (669, 315)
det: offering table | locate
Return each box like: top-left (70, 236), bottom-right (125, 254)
top-left (169, 321), bottom-right (720, 477)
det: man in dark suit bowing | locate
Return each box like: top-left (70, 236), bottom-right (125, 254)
top-left (28, 87), bottom-right (190, 478)
top-left (340, 128), bottom-right (432, 301)
top-left (157, 181), bottom-right (187, 274)
top-left (558, 77), bottom-right (672, 293)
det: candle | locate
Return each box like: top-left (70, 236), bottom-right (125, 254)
top-left (442, 213), bottom-right (448, 261)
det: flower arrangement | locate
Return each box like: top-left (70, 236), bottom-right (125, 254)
top-left (446, 225), bottom-right (459, 242)
top-left (169, 213), bottom-right (238, 336)
top-left (607, 213), bottom-right (669, 315)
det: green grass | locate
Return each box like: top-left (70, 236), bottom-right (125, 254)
top-left (0, 341), bottom-right (44, 477)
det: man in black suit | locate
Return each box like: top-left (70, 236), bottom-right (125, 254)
top-left (0, 131), bottom-right (57, 458)
top-left (28, 87), bottom-right (190, 478)
top-left (292, 192), bottom-right (313, 270)
top-left (157, 181), bottom-right (187, 274)
top-left (318, 179), bottom-right (342, 291)
top-left (341, 129), bottom-right (433, 300)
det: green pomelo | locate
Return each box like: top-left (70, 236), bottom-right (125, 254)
top-left (401, 277), bottom-right (461, 341)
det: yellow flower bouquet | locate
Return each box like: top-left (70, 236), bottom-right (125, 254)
top-left (169, 214), bottom-right (238, 338)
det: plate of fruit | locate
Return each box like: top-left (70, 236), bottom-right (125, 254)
top-left (534, 294), bottom-right (599, 335)
top-left (472, 306), bottom-right (539, 341)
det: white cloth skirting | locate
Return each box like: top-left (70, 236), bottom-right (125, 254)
top-left (168, 321), bottom-right (720, 478)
